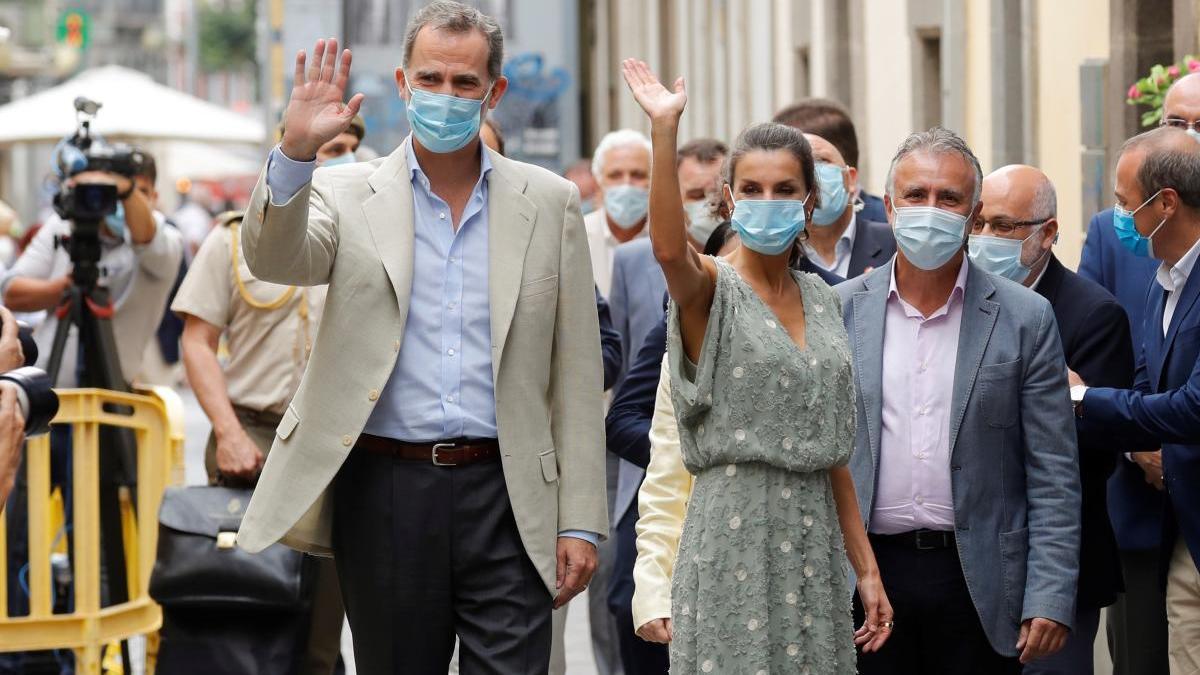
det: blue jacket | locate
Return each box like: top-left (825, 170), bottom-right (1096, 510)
top-left (1078, 209), bottom-right (1164, 551)
top-left (837, 260), bottom-right (1082, 655)
top-left (859, 191), bottom-right (887, 224)
top-left (596, 287), bottom-right (622, 391)
top-left (1081, 253), bottom-right (1200, 570)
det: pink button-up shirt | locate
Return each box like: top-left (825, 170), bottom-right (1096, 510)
top-left (869, 259), bottom-right (969, 535)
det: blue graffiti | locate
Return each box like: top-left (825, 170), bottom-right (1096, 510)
top-left (503, 53), bottom-right (571, 103)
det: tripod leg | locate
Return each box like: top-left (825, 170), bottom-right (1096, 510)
top-left (76, 287), bottom-right (135, 668)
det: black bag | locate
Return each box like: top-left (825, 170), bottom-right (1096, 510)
top-left (149, 486), bottom-right (312, 612)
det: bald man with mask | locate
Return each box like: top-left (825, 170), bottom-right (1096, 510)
top-left (972, 166), bottom-right (1133, 674)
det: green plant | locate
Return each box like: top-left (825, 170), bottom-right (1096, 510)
top-left (1127, 56), bottom-right (1200, 127)
top-left (198, 1), bottom-right (257, 73)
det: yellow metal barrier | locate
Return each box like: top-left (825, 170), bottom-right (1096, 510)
top-left (0, 386), bottom-right (185, 673)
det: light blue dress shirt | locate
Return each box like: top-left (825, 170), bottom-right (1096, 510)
top-left (266, 141), bottom-right (596, 546)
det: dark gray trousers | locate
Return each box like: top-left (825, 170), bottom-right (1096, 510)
top-left (332, 449), bottom-right (552, 675)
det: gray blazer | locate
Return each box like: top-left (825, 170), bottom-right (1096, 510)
top-left (608, 237), bottom-right (667, 522)
top-left (835, 259), bottom-right (1081, 656)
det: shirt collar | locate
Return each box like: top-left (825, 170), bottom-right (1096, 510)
top-left (1028, 258), bottom-right (1051, 291)
top-left (403, 135), bottom-right (493, 190)
top-left (840, 213), bottom-right (858, 252)
top-left (887, 254), bottom-right (968, 319)
top-left (1157, 234), bottom-right (1200, 293)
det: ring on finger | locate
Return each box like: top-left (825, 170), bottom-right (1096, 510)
top-left (882, 620), bottom-right (894, 630)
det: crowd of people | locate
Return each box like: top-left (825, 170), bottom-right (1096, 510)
top-left (4, 0), bottom-right (1200, 674)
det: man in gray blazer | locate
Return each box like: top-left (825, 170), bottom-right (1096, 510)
top-left (835, 128), bottom-right (1081, 673)
top-left (235, 3), bottom-right (607, 673)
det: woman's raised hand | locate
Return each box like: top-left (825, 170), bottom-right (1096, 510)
top-left (621, 58), bottom-right (687, 123)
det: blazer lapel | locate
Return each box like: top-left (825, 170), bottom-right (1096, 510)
top-left (852, 262), bottom-right (891, 470)
top-left (847, 223), bottom-right (883, 277)
top-left (486, 150), bottom-right (537, 379)
top-left (1160, 268), bottom-right (1200, 385)
top-left (362, 148), bottom-right (415, 311)
top-left (949, 263), bottom-right (1000, 456)
top-left (1146, 286), bottom-right (1168, 390)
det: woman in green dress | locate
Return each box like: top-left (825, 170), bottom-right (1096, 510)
top-left (621, 59), bottom-right (893, 673)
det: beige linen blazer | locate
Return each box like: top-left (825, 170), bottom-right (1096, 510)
top-left (234, 145), bottom-right (609, 594)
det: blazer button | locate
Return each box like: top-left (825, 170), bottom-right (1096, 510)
top-left (393, 340), bottom-right (401, 352)
top-left (368, 390), bottom-right (379, 401)
top-left (342, 435), bottom-right (353, 447)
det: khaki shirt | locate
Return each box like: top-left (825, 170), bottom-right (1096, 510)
top-left (172, 223), bottom-right (326, 415)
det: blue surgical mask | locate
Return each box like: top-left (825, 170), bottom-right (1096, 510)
top-left (684, 199), bottom-right (720, 243)
top-left (580, 197), bottom-right (597, 215)
top-left (968, 233), bottom-right (1036, 283)
top-left (321, 152), bottom-right (356, 167)
top-left (105, 201), bottom-right (127, 240)
top-left (604, 184), bottom-right (650, 229)
top-left (404, 81), bottom-right (493, 154)
top-left (1188, 129), bottom-right (1200, 144)
top-left (811, 163), bottom-right (850, 226)
top-left (1113, 189), bottom-right (1168, 258)
top-left (729, 194), bottom-right (810, 256)
top-left (892, 206), bottom-right (968, 270)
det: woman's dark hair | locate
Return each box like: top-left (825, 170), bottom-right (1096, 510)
top-left (723, 122), bottom-right (819, 262)
top-left (702, 221), bottom-right (736, 256)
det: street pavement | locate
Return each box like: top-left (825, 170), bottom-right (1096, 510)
top-left (177, 386), bottom-right (600, 674)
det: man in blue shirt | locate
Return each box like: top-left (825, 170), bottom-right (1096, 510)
top-left (235, 3), bottom-right (607, 673)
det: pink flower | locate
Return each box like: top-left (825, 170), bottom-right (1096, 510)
top-left (1128, 83), bottom-right (1141, 99)
top-left (1169, 64), bottom-right (1181, 77)
top-left (1189, 59), bottom-right (1200, 72)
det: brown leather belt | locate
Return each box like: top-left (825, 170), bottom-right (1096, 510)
top-left (356, 434), bottom-right (500, 466)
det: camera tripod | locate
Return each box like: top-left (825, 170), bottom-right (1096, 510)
top-left (45, 221), bottom-right (135, 669)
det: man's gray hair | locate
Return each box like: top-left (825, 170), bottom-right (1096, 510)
top-left (403, 1), bottom-right (504, 82)
top-left (885, 127), bottom-right (983, 207)
top-left (1121, 126), bottom-right (1200, 208)
top-left (592, 129), bottom-right (652, 180)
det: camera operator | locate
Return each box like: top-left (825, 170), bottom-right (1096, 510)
top-left (0, 306), bottom-right (26, 508)
top-left (1, 150), bottom-right (183, 386)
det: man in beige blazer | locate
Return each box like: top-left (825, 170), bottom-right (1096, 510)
top-left (235, 3), bottom-right (607, 672)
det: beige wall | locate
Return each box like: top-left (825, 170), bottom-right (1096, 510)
top-left (589, 0), bottom-right (1112, 270)
top-left (1033, 0), bottom-right (1109, 268)
top-left (963, 0), bottom-right (993, 174)
top-left (860, 0), bottom-right (914, 195)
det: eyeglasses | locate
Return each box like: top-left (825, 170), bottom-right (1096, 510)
top-left (1161, 117), bottom-right (1200, 132)
top-left (970, 218), bottom-right (1051, 236)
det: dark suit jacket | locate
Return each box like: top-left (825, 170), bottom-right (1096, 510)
top-left (597, 287), bottom-right (622, 391)
top-left (1078, 209), bottom-right (1165, 551)
top-left (1036, 255), bottom-right (1131, 610)
top-left (847, 219), bottom-right (896, 278)
top-left (1081, 252), bottom-right (1200, 570)
top-left (860, 191), bottom-right (887, 224)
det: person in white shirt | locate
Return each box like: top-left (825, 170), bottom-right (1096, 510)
top-left (585, 129), bottom-right (652, 296)
top-left (2, 151), bottom-right (183, 387)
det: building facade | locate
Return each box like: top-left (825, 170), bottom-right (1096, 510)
top-left (584, 0), bottom-right (1200, 267)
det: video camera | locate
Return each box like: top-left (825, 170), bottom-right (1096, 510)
top-left (50, 97), bottom-right (145, 289)
top-left (51, 97), bottom-right (144, 235)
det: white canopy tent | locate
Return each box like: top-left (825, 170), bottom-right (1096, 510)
top-left (0, 65), bottom-right (265, 145)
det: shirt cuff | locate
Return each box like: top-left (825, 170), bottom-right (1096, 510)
top-left (558, 530), bottom-right (599, 547)
top-left (266, 144), bottom-right (316, 206)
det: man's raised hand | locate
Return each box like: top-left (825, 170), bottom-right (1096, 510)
top-left (280, 38), bottom-right (365, 161)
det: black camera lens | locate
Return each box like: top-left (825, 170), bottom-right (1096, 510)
top-left (0, 367), bottom-right (60, 436)
top-left (0, 317), bottom-right (39, 367)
